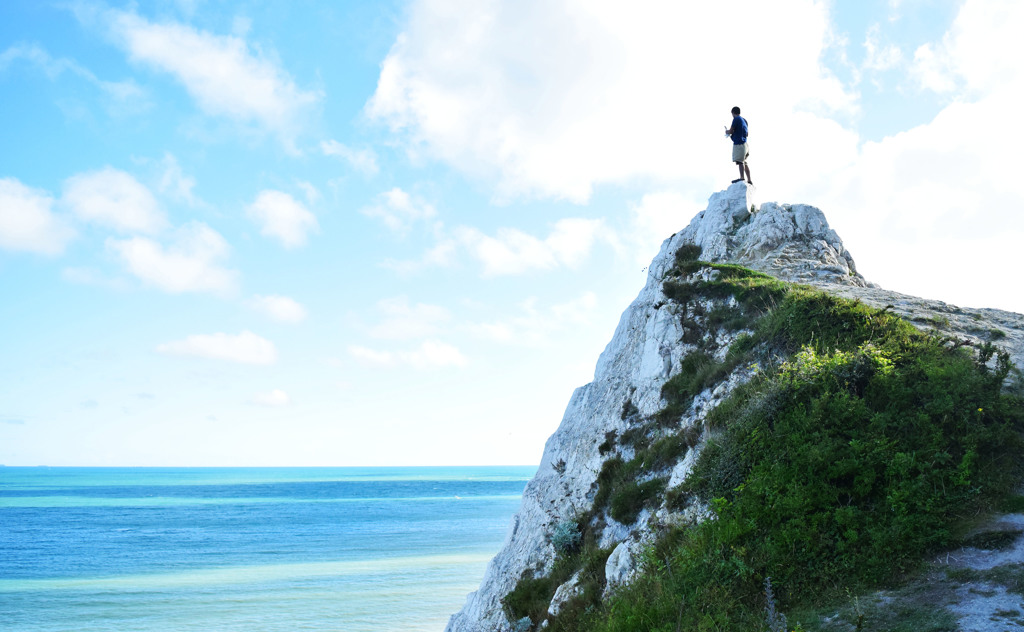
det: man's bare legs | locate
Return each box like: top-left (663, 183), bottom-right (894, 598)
top-left (736, 162), bottom-right (753, 185)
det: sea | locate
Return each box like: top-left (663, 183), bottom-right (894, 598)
top-left (0, 466), bottom-right (534, 632)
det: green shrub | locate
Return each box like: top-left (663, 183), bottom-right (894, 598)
top-left (706, 304), bottom-right (752, 332)
top-left (662, 263), bottom-right (787, 316)
top-left (609, 478), bottom-right (667, 524)
top-left (658, 351), bottom-right (730, 423)
top-left (620, 398), bottom-right (639, 420)
top-left (644, 433), bottom-right (689, 470)
top-left (552, 519), bottom-right (582, 555)
top-left (503, 574), bottom-right (557, 624)
top-left (593, 434), bottom-right (681, 525)
top-left (675, 243), bottom-right (702, 263)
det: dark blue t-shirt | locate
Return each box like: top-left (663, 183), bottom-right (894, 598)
top-left (730, 116), bottom-right (748, 144)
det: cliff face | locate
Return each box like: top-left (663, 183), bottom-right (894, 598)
top-left (445, 183), bottom-right (1024, 632)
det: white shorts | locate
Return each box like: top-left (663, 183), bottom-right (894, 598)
top-left (732, 143), bottom-right (749, 163)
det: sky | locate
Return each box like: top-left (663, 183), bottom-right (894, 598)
top-left (1, 0), bottom-right (1021, 467)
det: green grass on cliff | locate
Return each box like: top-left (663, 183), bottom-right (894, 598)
top-left (528, 250), bottom-right (1024, 632)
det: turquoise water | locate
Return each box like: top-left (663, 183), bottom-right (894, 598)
top-left (0, 466), bottom-right (533, 632)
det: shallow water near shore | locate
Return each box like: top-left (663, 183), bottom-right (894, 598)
top-left (0, 466), bottom-right (533, 632)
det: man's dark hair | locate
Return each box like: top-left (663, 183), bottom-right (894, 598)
top-left (731, 106), bottom-right (741, 115)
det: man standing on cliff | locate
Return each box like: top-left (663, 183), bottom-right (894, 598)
top-left (725, 106), bottom-right (752, 186)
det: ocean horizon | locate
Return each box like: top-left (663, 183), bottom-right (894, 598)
top-left (0, 466), bottom-right (535, 632)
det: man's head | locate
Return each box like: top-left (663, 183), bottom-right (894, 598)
top-left (731, 106), bottom-right (741, 116)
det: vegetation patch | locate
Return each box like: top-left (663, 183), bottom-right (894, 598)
top-left (609, 477), bottom-right (667, 525)
top-left (674, 243), bottom-right (702, 264)
top-left (706, 303), bottom-right (752, 332)
top-left (620, 397), bottom-right (639, 420)
top-left (657, 351), bottom-right (726, 422)
top-left (551, 519), bottom-right (582, 556)
top-left (593, 428), bottom-right (689, 525)
top-left (913, 314), bottom-right (952, 329)
top-left (662, 264), bottom-right (788, 318)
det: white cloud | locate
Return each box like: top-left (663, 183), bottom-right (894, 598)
top-left (0, 177), bottom-right (75, 255)
top-left (173, 0), bottom-right (202, 18)
top-left (106, 221), bottom-right (238, 294)
top-left (910, 0), bottom-right (1024, 97)
top-left (61, 267), bottom-right (131, 291)
top-left (158, 153), bottom-right (200, 206)
top-left (247, 294), bottom-right (308, 323)
top-left (347, 345), bottom-right (395, 367)
top-left (808, 0), bottom-right (1024, 314)
top-left (381, 233), bottom-right (458, 274)
top-left (381, 216), bottom-right (611, 276)
top-left (910, 43), bottom-right (956, 93)
top-left (1, 43), bottom-right (80, 78)
top-left (411, 340), bottom-right (469, 368)
top-left (295, 181), bottom-right (321, 205)
top-left (100, 8), bottom-right (320, 147)
top-left (627, 191), bottom-right (701, 264)
top-left (455, 217), bottom-right (609, 276)
top-left (816, 96), bottom-right (1024, 311)
top-left (321, 140), bottom-right (379, 175)
top-left (368, 296), bottom-right (451, 340)
top-left (348, 340), bottom-right (468, 369)
top-left (367, 0), bottom-right (856, 202)
top-left (157, 330), bottom-right (277, 365)
top-left (863, 24), bottom-right (902, 73)
top-left (62, 167), bottom-right (167, 234)
top-left (246, 190), bottom-right (319, 248)
top-left (251, 389), bottom-right (290, 407)
top-left (0, 43), bottom-right (146, 108)
top-left (468, 292), bottom-right (598, 346)
top-left (361, 187), bottom-right (436, 233)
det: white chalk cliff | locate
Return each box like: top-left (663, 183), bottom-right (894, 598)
top-left (444, 183), bottom-right (1024, 632)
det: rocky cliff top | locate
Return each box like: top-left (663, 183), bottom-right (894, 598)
top-left (671, 182), bottom-right (866, 287)
top-left (666, 183), bottom-right (1023, 370)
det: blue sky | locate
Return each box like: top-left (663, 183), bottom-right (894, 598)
top-left (1, 0), bottom-right (1020, 466)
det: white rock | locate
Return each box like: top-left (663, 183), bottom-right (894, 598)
top-left (603, 537), bottom-right (649, 597)
top-left (667, 441), bottom-right (703, 490)
top-left (547, 571), bottom-right (583, 618)
top-left (604, 542), bottom-right (635, 592)
top-left (597, 516), bottom-right (633, 550)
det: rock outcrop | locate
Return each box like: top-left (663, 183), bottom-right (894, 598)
top-left (444, 183), bottom-right (1024, 632)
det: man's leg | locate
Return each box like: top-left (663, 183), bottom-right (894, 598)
top-left (736, 162), bottom-right (745, 181)
top-left (743, 163), bottom-right (752, 185)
